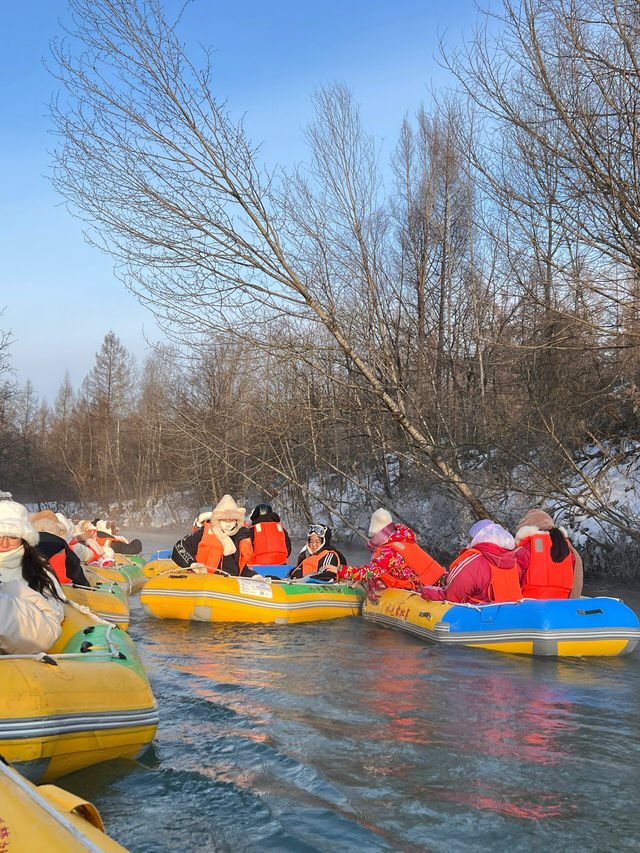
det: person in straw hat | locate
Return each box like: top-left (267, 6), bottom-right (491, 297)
top-left (172, 494), bottom-right (258, 577)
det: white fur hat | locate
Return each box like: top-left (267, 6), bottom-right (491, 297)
top-left (0, 500), bottom-right (39, 546)
top-left (368, 508), bottom-right (393, 538)
top-left (211, 494), bottom-right (246, 524)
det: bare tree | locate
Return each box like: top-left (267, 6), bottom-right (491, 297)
top-left (49, 0), bottom-right (490, 517)
top-left (80, 331), bottom-right (137, 504)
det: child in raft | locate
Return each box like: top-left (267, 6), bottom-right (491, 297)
top-left (289, 524), bottom-right (346, 579)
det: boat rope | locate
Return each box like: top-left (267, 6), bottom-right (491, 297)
top-left (61, 596), bottom-right (111, 625)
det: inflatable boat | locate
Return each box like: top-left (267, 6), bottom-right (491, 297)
top-left (113, 552), bottom-right (147, 568)
top-left (0, 604), bottom-right (158, 782)
top-left (140, 571), bottom-right (364, 624)
top-left (141, 558), bottom-right (294, 580)
top-left (142, 557), bottom-right (178, 578)
top-left (63, 582), bottom-right (130, 630)
top-left (363, 589), bottom-right (640, 657)
top-left (83, 560), bottom-right (147, 594)
top-left (0, 759), bottom-right (127, 851)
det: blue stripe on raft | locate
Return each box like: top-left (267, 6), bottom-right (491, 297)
top-left (441, 597), bottom-right (640, 634)
top-left (254, 564), bottom-right (295, 579)
top-left (148, 549), bottom-right (172, 561)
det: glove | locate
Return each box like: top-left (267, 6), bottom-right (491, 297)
top-left (366, 577), bottom-right (386, 604)
top-left (250, 574), bottom-right (271, 583)
top-left (189, 563), bottom-right (208, 574)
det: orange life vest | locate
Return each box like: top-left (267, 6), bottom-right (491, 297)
top-left (72, 538), bottom-right (103, 564)
top-left (48, 550), bottom-right (73, 584)
top-left (298, 549), bottom-right (341, 577)
top-left (93, 531), bottom-right (127, 548)
top-left (450, 547), bottom-right (522, 603)
top-left (519, 534), bottom-right (574, 599)
top-left (248, 521), bottom-right (288, 565)
top-left (195, 522), bottom-right (254, 573)
top-left (375, 540), bottom-right (445, 586)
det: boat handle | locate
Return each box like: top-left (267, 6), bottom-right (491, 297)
top-left (577, 608), bottom-right (603, 615)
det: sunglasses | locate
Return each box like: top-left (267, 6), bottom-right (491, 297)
top-left (308, 525), bottom-right (328, 537)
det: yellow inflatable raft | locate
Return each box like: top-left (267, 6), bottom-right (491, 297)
top-left (142, 557), bottom-right (177, 578)
top-left (0, 759), bottom-right (128, 851)
top-left (83, 561), bottom-right (147, 595)
top-left (0, 604), bottom-right (158, 783)
top-left (63, 583), bottom-right (130, 631)
top-left (140, 572), bottom-right (364, 624)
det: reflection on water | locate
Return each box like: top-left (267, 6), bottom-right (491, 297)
top-left (57, 583), bottom-right (640, 853)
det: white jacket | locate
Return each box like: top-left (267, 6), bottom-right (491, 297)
top-left (0, 579), bottom-right (64, 654)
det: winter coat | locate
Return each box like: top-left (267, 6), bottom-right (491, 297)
top-left (0, 577), bottom-right (64, 654)
top-left (290, 547), bottom-right (347, 578)
top-left (421, 542), bottom-right (519, 604)
top-left (35, 532), bottom-right (89, 586)
top-left (172, 525), bottom-right (257, 577)
top-left (94, 528), bottom-right (143, 555)
top-left (337, 524), bottom-right (429, 588)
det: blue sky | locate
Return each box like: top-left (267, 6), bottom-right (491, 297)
top-left (1, 0), bottom-right (476, 400)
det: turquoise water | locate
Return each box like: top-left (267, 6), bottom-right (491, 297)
top-left (56, 580), bottom-right (640, 853)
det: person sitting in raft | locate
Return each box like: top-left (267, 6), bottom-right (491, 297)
top-left (93, 520), bottom-right (143, 556)
top-left (31, 513), bottom-right (89, 586)
top-left (55, 513), bottom-right (103, 566)
top-left (514, 509), bottom-right (583, 599)
top-left (75, 521), bottom-right (115, 566)
top-left (248, 503), bottom-right (292, 566)
top-left (420, 520), bottom-right (521, 604)
top-left (0, 501), bottom-right (65, 654)
top-left (337, 509), bottom-right (445, 596)
top-left (172, 494), bottom-right (258, 577)
top-left (289, 524), bottom-right (346, 579)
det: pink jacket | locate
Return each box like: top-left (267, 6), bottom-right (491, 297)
top-left (421, 542), bottom-right (518, 604)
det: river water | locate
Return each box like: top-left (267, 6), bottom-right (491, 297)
top-left (58, 531), bottom-right (640, 852)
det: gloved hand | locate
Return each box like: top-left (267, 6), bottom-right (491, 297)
top-left (249, 574), bottom-right (271, 582)
top-left (188, 563), bottom-right (208, 574)
top-left (366, 577), bottom-right (386, 604)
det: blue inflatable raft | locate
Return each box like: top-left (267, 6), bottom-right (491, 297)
top-left (363, 589), bottom-right (640, 656)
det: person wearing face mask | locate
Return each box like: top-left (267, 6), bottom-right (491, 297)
top-left (289, 524), bottom-right (346, 579)
top-left (337, 509), bottom-right (444, 596)
top-left (0, 501), bottom-right (66, 654)
top-left (171, 494), bottom-right (257, 576)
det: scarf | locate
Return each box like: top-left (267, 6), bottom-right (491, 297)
top-left (212, 524), bottom-right (237, 556)
top-left (0, 545), bottom-right (26, 584)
